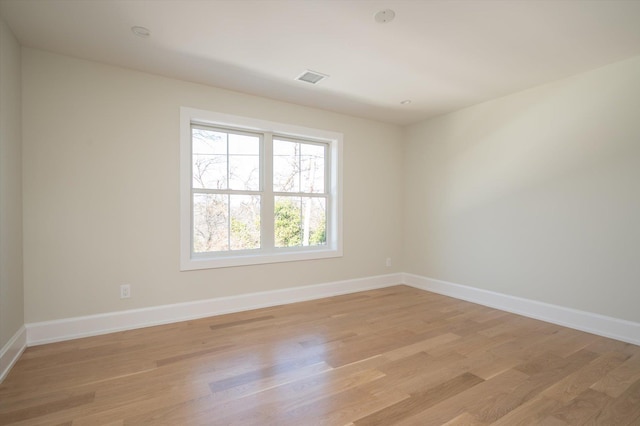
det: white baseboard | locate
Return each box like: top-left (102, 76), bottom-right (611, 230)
top-left (26, 273), bottom-right (403, 346)
top-left (0, 325), bottom-right (27, 383)
top-left (25, 272), bottom-right (640, 347)
top-left (403, 273), bottom-right (640, 346)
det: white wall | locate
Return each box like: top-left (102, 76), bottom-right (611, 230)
top-left (404, 56), bottom-right (640, 323)
top-left (21, 48), bottom-right (404, 323)
top-left (0, 17), bottom-right (24, 347)
top-left (18, 45), bottom-right (640, 332)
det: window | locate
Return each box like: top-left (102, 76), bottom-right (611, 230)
top-left (191, 127), bottom-right (261, 253)
top-left (180, 108), bottom-right (342, 270)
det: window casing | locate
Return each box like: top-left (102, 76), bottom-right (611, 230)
top-left (180, 108), bottom-right (342, 270)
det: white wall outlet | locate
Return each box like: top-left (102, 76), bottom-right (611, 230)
top-left (386, 257), bottom-right (392, 267)
top-left (120, 284), bottom-right (131, 299)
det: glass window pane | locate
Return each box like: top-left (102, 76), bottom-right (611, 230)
top-left (273, 139), bottom-right (296, 156)
top-left (230, 195), bottom-right (261, 250)
top-left (302, 197), bottom-right (326, 246)
top-left (301, 143), bottom-right (325, 193)
top-left (228, 133), bottom-right (260, 191)
top-left (273, 140), bottom-right (299, 193)
top-left (193, 193), bottom-right (228, 252)
top-left (193, 154), bottom-right (227, 189)
top-left (229, 154), bottom-right (260, 191)
top-left (192, 128), bottom-right (228, 189)
top-left (229, 133), bottom-right (259, 154)
top-left (274, 196), bottom-right (302, 247)
top-left (192, 128), bottom-right (226, 155)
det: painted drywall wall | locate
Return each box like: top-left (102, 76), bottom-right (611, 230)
top-left (21, 48), bottom-right (404, 323)
top-left (0, 17), bottom-right (24, 347)
top-left (404, 56), bottom-right (640, 323)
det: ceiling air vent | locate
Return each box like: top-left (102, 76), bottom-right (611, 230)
top-left (296, 70), bottom-right (329, 84)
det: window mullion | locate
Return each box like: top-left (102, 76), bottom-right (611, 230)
top-left (298, 142), bottom-right (302, 193)
top-left (324, 143), bottom-right (331, 247)
top-left (273, 191), bottom-right (327, 197)
top-left (225, 133), bottom-right (230, 190)
top-left (262, 133), bottom-right (275, 250)
top-left (226, 132), bottom-right (232, 251)
top-left (194, 188), bottom-right (261, 196)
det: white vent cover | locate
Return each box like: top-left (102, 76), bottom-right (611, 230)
top-left (296, 70), bottom-right (329, 84)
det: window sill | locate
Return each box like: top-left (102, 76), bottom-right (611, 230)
top-left (180, 247), bottom-right (343, 271)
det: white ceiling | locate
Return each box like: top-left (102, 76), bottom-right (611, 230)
top-left (2, 0), bottom-right (640, 125)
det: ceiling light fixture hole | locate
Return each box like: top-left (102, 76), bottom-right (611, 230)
top-left (131, 26), bottom-right (151, 38)
top-left (374, 9), bottom-right (396, 24)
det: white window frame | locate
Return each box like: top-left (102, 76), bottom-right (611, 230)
top-left (180, 107), bottom-right (343, 270)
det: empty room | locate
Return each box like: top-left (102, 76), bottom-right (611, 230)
top-left (1, 0), bottom-right (639, 424)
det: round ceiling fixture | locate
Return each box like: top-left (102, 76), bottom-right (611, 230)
top-left (131, 26), bottom-right (151, 38)
top-left (400, 99), bottom-right (412, 105)
top-left (374, 9), bottom-right (396, 24)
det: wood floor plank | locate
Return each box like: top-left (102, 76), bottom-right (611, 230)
top-left (208, 353), bottom-right (326, 392)
top-left (0, 392), bottom-right (95, 424)
top-left (489, 395), bottom-right (561, 426)
top-left (208, 315), bottom-right (276, 331)
top-left (381, 332), bottom-right (460, 361)
top-left (590, 378), bottom-right (640, 425)
top-left (123, 365), bottom-right (386, 425)
top-left (590, 351), bottom-right (640, 398)
top-left (550, 388), bottom-right (611, 425)
top-left (442, 412), bottom-right (487, 425)
top-left (392, 369), bottom-right (530, 426)
top-left (542, 350), bottom-right (629, 404)
top-left (353, 372), bottom-right (484, 425)
top-left (277, 386), bottom-right (404, 426)
top-left (1, 285), bottom-right (638, 425)
top-left (472, 349), bottom-right (599, 423)
top-left (537, 417), bottom-right (571, 426)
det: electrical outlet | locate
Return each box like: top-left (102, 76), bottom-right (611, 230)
top-left (120, 284), bottom-right (131, 299)
top-left (386, 257), bottom-right (392, 267)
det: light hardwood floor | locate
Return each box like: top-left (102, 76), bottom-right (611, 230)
top-left (1, 285), bottom-right (639, 425)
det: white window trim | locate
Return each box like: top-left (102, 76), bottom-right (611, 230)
top-left (180, 107), bottom-right (343, 270)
